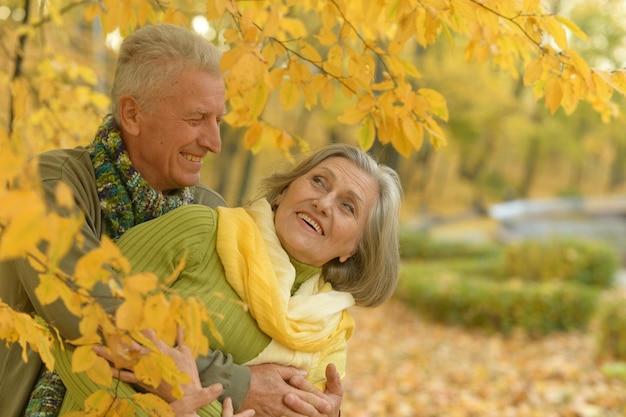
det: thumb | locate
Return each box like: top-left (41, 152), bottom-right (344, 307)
top-left (324, 363), bottom-right (343, 395)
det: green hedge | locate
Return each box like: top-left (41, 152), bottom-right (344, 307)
top-left (399, 228), bottom-right (501, 260)
top-left (594, 294), bottom-right (626, 361)
top-left (503, 238), bottom-right (619, 288)
top-left (397, 264), bottom-right (600, 337)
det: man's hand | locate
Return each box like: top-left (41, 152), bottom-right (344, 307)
top-left (238, 363), bottom-right (333, 417)
top-left (284, 364), bottom-right (343, 417)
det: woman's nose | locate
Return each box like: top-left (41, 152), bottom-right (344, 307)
top-left (313, 194), bottom-right (333, 214)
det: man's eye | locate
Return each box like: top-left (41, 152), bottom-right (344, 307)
top-left (187, 118), bottom-right (202, 125)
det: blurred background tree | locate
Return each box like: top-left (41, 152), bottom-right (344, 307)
top-left (2, 0), bottom-right (625, 215)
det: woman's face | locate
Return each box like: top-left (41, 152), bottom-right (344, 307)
top-left (274, 156), bottom-right (378, 267)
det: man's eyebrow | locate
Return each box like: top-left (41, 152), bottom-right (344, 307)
top-left (319, 166), bottom-right (365, 206)
top-left (185, 109), bottom-right (226, 117)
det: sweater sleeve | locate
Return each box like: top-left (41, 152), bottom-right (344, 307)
top-left (116, 205), bottom-right (252, 412)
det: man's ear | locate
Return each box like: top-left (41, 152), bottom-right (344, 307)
top-left (118, 96), bottom-right (140, 136)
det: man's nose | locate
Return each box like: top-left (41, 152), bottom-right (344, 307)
top-left (199, 123), bottom-right (222, 153)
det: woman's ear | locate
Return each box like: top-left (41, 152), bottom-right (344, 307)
top-left (118, 96), bottom-right (140, 136)
top-left (338, 254), bottom-right (351, 263)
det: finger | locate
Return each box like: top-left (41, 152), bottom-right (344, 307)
top-left (275, 364), bottom-right (308, 381)
top-left (222, 397), bottom-right (234, 417)
top-left (288, 374), bottom-right (323, 397)
top-left (170, 384), bottom-right (223, 416)
top-left (115, 368), bottom-right (141, 384)
top-left (228, 397), bottom-right (256, 417)
top-left (176, 325), bottom-right (185, 346)
top-left (284, 392), bottom-right (331, 416)
top-left (93, 344), bottom-right (114, 362)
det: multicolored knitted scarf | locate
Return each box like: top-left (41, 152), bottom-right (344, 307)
top-left (86, 114), bottom-right (195, 241)
top-left (24, 115), bottom-right (197, 416)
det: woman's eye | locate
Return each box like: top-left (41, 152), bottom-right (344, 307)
top-left (343, 202), bottom-right (356, 214)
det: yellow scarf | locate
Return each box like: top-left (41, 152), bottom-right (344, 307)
top-left (216, 199), bottom-right (355, 387)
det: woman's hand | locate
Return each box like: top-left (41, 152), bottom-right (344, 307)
top-left (94, 327), bottom-right (255, 417)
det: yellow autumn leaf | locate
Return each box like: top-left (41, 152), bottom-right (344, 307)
top-left (0, 190), bottom-right (46, 260)
top-left (84, 3), bottom-right (101, 21)
top-left (372, 80), bottom-right (395, 91)
top-left (323, 45), bottom-right (344, 77)
top-left (78, 305), bottom-right (101, 341)
top-left (58, 281), bottom-right (86, 317)
top-left (246, 80), bottom-right (271, 122)
top-left (0, 303), bottom-right (55, 368)
top-left (314, 28), bottom-right (338, 46)
top-left (11, 77), bottom-right (27, 121)
top-left (74, 237), bottom-right (131, 290)
top-left (262, 43), bottom-right (277, 67)
top-left (135, 353), bottom-right (162, 389)
top-left (591, 71), bottom-right (614, 101)
top-left (289, 60), bottom-right (313, 84)
top-left (144, 293), bottom-right (173, 338)
top-left (71, 344), bottom-right (98, 373)
top-left (523, 56), bottom-right (544, 86)
top-left (116, 293), bottom-right (144, 331)
top-left (124, 272), bottom-right (159, 294)
top-left (83, 390), bottom-right (115, 415)
top-left (221, 44), bottom-right (246, 72)
top-left (243, 122), bottom-right (265, 150)
top-left (110, 398), bottom-right (137, 416)
top-left (301, 82), bottom-right (318, 109)
top-left (358, 117), bottom-right (376, 151)
top-left (390, 123), bottom-right (413, 158)
top-left (33, 273), bottom-right (61, 306)
top-left (418, 88), bottom-right (448, 121)
top-left (175, 296), bottom-right (213, 355)
top-left (545, 75), bottom-right (563, 114)
top-left (556, 15), bottom-right (588, 42)
top-left (522, 0), bottom-right (541, 12)
top-left (137, 0), bottom-right (152, 25)
top-left (280, 79), bottom-right (301, 111)
top-left (280, 17), bottom-right (308, 38)
top-left (401, 117), bottom-right (424, 150)
top-left (0, 142), bottom-right (25, 184)
top-left (337, 105), bottom-right (370, 125)
top-left (45, 215), bottom-right (82, 270)
top-left (53, 181), bottom-right (75, 211)
top-left (320, 78), bottom-right (335, 110)
top-left (544, 16), bottom-right (568, 51)
top-left (299, 40), bottom-right (323, 63)
top-left (85, 353), bottom-right (114, 386)
top-left (133, 392), bottom-right (174, 417)
top-left (424, 117), bottom-right (448, 149)
top-left (206, 0), bottom-right (227, 20)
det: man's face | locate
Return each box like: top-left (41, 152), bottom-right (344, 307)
top-left (274, 157), bottom-right (378, 267)
top-left (128, 67), bottom-right (226, 193)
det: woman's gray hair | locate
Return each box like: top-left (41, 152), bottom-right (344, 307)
top-left (110, 24), bottom-right (222, 123)
top-left (260, 143), bottom-right (403, 307)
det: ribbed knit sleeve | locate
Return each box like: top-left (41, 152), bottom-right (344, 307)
top-left (116, 205), bottom-right (271, 365)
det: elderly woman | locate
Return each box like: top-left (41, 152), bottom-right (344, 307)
top-left (53, 143), bottom-right (402, 416)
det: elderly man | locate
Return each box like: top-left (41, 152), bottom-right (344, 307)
top-left (0, 24), bottom-right (341, 417)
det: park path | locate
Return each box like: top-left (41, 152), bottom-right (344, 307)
top-left (341, 298), bottom-right (626, 417)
